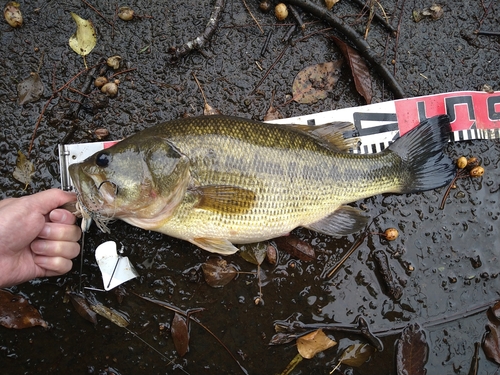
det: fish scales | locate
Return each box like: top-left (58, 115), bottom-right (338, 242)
top-left (69, 115), bottom-right (455, 254)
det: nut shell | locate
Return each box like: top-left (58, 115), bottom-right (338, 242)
top-left (101, 82), bottom-right (118, 97)
top-left (275, 3), bottom-right (288, 21)
top-left (4, 1), bottom-right (23, 28)
top-left (384, 228), bottom-right (399, 241)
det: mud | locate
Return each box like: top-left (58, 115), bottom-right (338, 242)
top-left (0, 1), bottom-right (499, 374)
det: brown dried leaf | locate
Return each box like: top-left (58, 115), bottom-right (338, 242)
top-left (17, 72), bottom-right (44, 105)
top-left (329, 36), bottom-right (372, 104)
top-left (13, 150), bottom-right (34, 190)
top-left (240, 242), bottom-right (268, 265)
top-left (396, 323), bottom-right (429, 375)
top-left (263, 105), bottom-right (283, 121)
top-left (0, 289), bottom-right (48, 329)
top-left (68, 292), bottom-right (98, 325)
top-left (483, 301), bottom-right (500, 364)
top-left (171, 313), bottom-right (189, 357)
top-left (204, 102), bottom-right (221, 116)
top-left (201, 258), bottom-right (237, 288)
top-left (292, 61), bottom-right (342, 104)
top-left (338, 343), bottom-right (375, 367)
top-left (274, 235), bottom-right (315, 262)
top-left (297, 329), bottom-right (337, 359)
top-left (269, 332), bottom-right (296, 346)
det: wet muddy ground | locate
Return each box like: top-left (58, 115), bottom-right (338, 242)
top-left (0, 0), bottom-right (499, 374)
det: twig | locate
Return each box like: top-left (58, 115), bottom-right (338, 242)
top-left (274, 316), bottom-right (384, 351)
top-left (322, 233), bottom-right (368, 278)
top-left (282, 0), bottom-right (406, 98)
top-left (350, 0), bottom-right (397, 34)
top-left (133, 293), bottom-right (249, 375)
top-left (288, 5), bottom-right (305, 31)
top-left (169, 0), bottom-right (226, 61)
top-left (260, 29), bottom-right (273, 57)
top-left (81, 0), bottom-right (113, 26)
top-left (241, 0), bottom-right (264, 34)
top-left (29, 62), bottom-right (103, 154)
top-left (439, 168), bottom-right (469, 209)
top-left (109, 67), bottom-right (137, 79)
top-left (250, 44), bottom-right (290, 95)
top-left (475, 30), bottom-right (500, 36)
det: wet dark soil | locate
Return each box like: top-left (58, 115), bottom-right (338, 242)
top-left (0, 1), bottom-right (499, 374)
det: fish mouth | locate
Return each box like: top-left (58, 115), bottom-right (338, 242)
top-left (69, 164), bottom-right (118, 218)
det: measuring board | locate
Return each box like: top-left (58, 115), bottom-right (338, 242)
top-left (59, 90), bottom-right (500, 192)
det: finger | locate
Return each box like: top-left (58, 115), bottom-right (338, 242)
top-left (33, 254), bottom-right (74, 277)
top-left (49, 208), bottom-right (77, 225)
top-left (38, 222), bottom-right (82, 242)
top-left (31, 240), bottom-right (80, 259)
top-left (28, 189), bottom-right (77, 216)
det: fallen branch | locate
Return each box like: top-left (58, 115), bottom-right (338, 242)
top-left (282, 0), bottom-right (406, 98)
top-left (169, 0), bottom-right (226, 61)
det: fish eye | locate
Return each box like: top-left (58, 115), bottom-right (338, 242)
top-left (95, 152), bottom-right (110, 168)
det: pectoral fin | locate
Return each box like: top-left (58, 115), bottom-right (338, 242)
top-left (192, 237), bottom-right (240, 255)
top-left (192, 185), bottom-right (256, 214)
top-left (304, 205), bottom-right (369, 237)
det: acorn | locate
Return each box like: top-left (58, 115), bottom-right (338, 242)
top-left (384, 228), bottom-right (399, 241)
top-left (94, 76), bottom-right (108, 88)
top-left (4, 1), bottom-right (22, 28)
top-left (469, 166), bottom-right (484, 178)
top-left (118, 6), bottom-right (134, 21)
top-left (456, 156), bottom-right (467, 169)
top-left (467, 157), bottom-right (478, 167)
top-left (275, 3), bottom-right (288, 21)
top-left (101, 82), bottom-right (118, 97)
top-left (94, 128), bottom-right (110, 140)
top-left (106, 55), bottom-right (122, 70)
top-left (259, 0), bottom-right (271, 12)
top-left (325, 0), bottom-right (338, 10)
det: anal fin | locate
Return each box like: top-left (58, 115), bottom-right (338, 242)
top-left (192, 237), bottom-right (240, 255)
top-left (304, 205), bottom-right (369, 237)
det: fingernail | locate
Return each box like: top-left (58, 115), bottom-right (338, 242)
top-left (39, 225), bottom-right (51, 238)
top-left (50, 209), bottom-right (66, 222)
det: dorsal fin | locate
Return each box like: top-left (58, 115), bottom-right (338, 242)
top-left (287, 122), bottom-right (358, 152)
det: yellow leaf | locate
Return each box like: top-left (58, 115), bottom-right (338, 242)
top-left (13, 150), bottom-right (34, 190)
top-left (297, 329), bottom-right (337, 359)
top-left (69, 12), bottom-right (97, 66)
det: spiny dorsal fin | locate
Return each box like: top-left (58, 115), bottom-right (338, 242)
top-left (192, 185), bottom-right (256, 214)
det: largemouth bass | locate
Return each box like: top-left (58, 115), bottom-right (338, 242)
top-left (69, 115), bottom-right (455, 254)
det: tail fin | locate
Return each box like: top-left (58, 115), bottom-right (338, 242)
top-left (388, 115), bottom-right (456, 193)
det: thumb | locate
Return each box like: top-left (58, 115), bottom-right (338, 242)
top-left (28, 189), bottom-right (77, 215)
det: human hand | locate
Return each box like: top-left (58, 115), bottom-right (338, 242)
top-left (0, 189), bottom-right (82, 288)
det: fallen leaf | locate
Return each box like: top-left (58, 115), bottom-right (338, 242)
top-left (239, 242), bottom-right (268, 265)
top-left (17, 72), bottom-right (44, 105)
top-left (292, 61), bottom-right (343, 104)
top-left (396, 322), bottom-right (429, 375)
top-left (69, 12), bottom-right (97, 67)
top-left (67, 291), bottom-right (98, 325)
top-left (13, 150), bottom-right (34, 190)
top-left (86, 293), bottom-right (129, 328)
top-left (329, 36), bottom-right (372, 104)
top-left (269, 332), bottom-right (297, 346)
top-left (171, 313), bottom-right (189, 357)
top-left (201, 258), bottom-right (237, 288)
top-left (274, 235), bottom-right (315, 262)
top-left (483, 301), bottom-right (500, 364)
top-left (0, 289), bottom-right (48, 329)
top-left (204, 102), bottom-right (221, 116)
top-left (296, 329), bottom-right (337, 359)
top-left (338, 343), bottom-right (375, 367)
